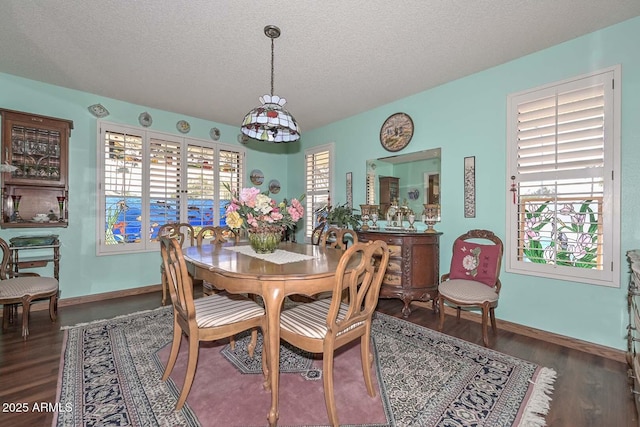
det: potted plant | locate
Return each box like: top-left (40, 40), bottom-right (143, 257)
top-left (325, 203), bottom-right (361, 229)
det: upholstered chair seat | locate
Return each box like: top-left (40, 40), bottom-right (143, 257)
top-left (438, 279), bottom-right (499, 304)
top-left (0, 276), bottom-right (58, 298)
top-left (194, 293), bottom-right (264, 328)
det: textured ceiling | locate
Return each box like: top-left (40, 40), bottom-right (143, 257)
top-left (1, 1), bottom-right (639, 132)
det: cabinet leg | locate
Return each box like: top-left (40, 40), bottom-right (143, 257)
top-left (401, 301), bottom-right (412, 318)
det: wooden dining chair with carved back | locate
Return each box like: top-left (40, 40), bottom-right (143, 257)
top-left (0, 237), bottom-right (59, 338)
top-left (313, 227), bottom-right (360, 301)
top-left (157, 222), bottom-right (195, 306)
top-left (321, 226), bottom-right (358, 250)
top-left (438, 229), bottom-right (504, 347)
top-left (196, 226), bottom-right (239, 297)
top-left (279, 240), bottom-right (390, 426)
top-left (160, 236), bottom-right (266, 410)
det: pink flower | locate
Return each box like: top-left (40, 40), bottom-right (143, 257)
top-left (239, 187), bottom-right (261, 208)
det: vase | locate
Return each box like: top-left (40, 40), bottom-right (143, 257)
top-left (248, 229), bottom-right (281, 254)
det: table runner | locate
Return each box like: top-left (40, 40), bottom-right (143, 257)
top-left (224, 244), bottom-right (318, 264)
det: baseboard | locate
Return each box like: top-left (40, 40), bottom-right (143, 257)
top-left (1, 284), bottom-right (162, 314)
top-left (3, 286), bottom-right (626, 364)
top-left (412, 301), bottom-right (627, 364)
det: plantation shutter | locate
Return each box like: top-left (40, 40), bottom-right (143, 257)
top-left (103, 129), bottom-right (143, 246)
top-left (304, 147), bottom-right (331, 237)
top-left (149, 136), bottom-right (183, 234)
top-left (510, 72), bottom-right (614, 282)
top-left (185, 142), bottom-right (216, 228)
top-left (218, 148), bottom-right (244, 227)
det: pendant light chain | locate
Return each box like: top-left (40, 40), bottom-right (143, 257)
top-left (270, 36), bottom-right (275, 97)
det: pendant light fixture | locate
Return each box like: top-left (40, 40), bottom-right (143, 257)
top-left (241, 25), bottom-right (300, 143)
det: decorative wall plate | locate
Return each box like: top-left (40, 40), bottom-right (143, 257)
top-left (138, 112), bottom-right (153, 127)
top-left (176, 120), bottom-right (191, 133)
top-left (210, 127), bottom-right (221, 140)
top-left (380, 112), bottom-right (414, 152)
top-left (268, 179), bottom-right (281, 194)
top-left (238, 133), bottom-right (249, 144)
top-left (88, 104), bottom-right (109, 118)
top-left (250, 169), bottom-right (264, 185)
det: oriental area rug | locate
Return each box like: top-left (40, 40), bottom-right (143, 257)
top-left (54, 306), bottom-right (555, 427)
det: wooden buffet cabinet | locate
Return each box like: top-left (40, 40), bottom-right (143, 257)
top-left (0, 109), bottom-right (73, 228)
top-left (358, 230), bottom-right (441, 317)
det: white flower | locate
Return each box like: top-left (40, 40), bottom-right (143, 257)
top-left (255, 194), bottom-right (273, 214)
top-left (462, 255), bottom-right (477, 271)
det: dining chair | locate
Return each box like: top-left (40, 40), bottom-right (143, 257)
top-left (320, 226), bottom-right (358, 250)
top-left (279, 240), bottom-right (390, 426)
top-left (0, 237), bottom-right (59, 338)
top-left (438, 229), bottom-right (504, 347)
top-left (157, 222), bottom-right (195, 306)
top-left (160, 236), bottom-right (266, 410)
top-left (313, 227), bottom-right (360, 301)
top-left (196, 226), bottom-right (238, 297)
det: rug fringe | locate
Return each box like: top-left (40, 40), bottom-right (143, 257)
top-left (517, 367), bottom-right (557, 427)
top-left (60, 306), bottom-right (170, 330)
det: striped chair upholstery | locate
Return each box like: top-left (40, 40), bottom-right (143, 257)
top-left (278, 240), bottom-right (390, 427)
top-left (280, 298), bottom-right (364, 339)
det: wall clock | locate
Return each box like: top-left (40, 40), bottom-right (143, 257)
top-left (380, 112), bottom-right (414, 152)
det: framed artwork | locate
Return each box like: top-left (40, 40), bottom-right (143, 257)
top-left (346, 172), bottom-right (353, 208)
top-left (464, 156), bottom-right (476, 218)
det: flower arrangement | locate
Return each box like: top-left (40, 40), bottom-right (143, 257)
top-left (224, 186), bottom-right (305, 233)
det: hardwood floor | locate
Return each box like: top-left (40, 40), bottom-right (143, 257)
top-left (0, 292), bottom-right (637, 426)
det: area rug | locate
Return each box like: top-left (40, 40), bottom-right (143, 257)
top-left (54, 306), bottom-right (556, 427)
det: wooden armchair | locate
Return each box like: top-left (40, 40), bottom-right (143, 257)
top-left (279, 240), bottom-right (390, 426)
top-left (160, 237), bottom-right (265, 410)
top-left (157, 222), bottom-right (195, 306)
top-left (438, 229), bottom-right (504, 347)
top-left (0, 237), bottom-right (58, 338)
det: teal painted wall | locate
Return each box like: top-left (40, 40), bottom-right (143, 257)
top-left (0, 73), bottom-right (288, 298)
top-left (287, 17), bottom-right (640, 350)
top-left (1, 17), bottom-right (638, 350)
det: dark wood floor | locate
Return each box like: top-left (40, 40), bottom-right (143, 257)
top-left (0, 292), bottom-right (637, 426)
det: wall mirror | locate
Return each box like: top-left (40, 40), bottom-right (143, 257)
top-left (366, 148), bottom-right (441, 217)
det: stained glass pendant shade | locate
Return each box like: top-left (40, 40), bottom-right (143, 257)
top-left (241, 25), bottom-right (300, 143)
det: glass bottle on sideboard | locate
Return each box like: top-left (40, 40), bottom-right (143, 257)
top-left (1, 109), bottom-right (73, 228)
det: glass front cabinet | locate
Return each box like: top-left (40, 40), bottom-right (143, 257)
top-left (1, 109), bottom-right (73, 228)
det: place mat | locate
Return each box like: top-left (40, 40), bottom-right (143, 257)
top-left (224, 245), bottom-right (318, 264)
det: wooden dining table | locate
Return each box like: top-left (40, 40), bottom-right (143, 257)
top-left (182, 241), bottom-right (354, 427)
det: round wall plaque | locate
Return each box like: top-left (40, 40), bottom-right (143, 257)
top-left (380, 112), bottom-right (414, 152)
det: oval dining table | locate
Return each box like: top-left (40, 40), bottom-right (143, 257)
top-left (182, 241), bottom-right (354, 427)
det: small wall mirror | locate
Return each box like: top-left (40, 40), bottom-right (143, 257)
top-left (366, 148), bottom-right (441, 217)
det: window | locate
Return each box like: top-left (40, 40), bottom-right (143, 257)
top-left (304, 143), bottom-right (333, 240)
top-left (97, 122), bottom-right (244, 255)
top-left (506, 66), bottom-right (620, 287)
